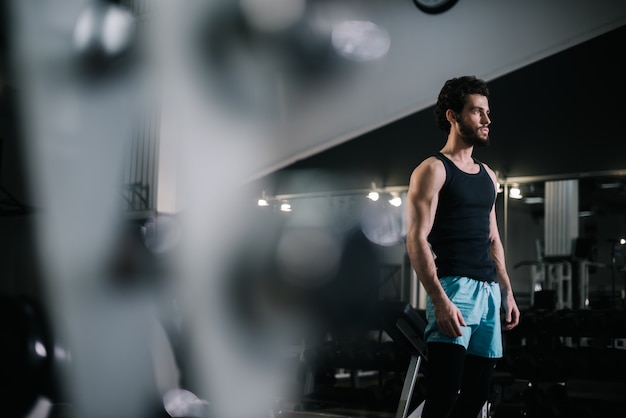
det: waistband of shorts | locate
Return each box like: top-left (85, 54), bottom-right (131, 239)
top-left (440, 275), bottom-right (497, 284)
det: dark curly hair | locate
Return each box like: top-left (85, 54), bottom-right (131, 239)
top-left (434, 75), bottom-right (490, 134)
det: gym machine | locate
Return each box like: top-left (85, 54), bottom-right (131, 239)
top-left (296, 300), bottom-right (428, 418)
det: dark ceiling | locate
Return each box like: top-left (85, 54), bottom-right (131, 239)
top-left (258, 25), bottom-right (626, 197)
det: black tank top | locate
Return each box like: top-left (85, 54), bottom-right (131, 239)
top-left (428, 153), bottom-right (497, 283)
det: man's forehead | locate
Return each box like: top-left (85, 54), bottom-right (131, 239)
top-left (464, 94), bottom-right (489, 108)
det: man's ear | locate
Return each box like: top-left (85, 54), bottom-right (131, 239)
top-left (445, 109), bottom-right (457, 123)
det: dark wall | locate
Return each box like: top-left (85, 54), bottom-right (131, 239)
top-left (258, 25), bottom-right (626, 196)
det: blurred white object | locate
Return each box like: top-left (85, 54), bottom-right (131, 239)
top-left (73, 2), bottom-right (136, 58)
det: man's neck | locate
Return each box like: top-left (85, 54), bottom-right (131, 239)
top-left (440, 137), bottom-right (474, 162)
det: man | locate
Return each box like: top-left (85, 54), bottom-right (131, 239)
top-left (405, 75), bottom-right (519, 418)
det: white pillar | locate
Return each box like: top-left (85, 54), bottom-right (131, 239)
top-left (544, 179), bottom-right (579, 258)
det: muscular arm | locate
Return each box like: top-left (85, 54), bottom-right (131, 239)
top-left (485, 166), bottom-right (520, 330)
top-left (405, 157), bottom-right (466, 337)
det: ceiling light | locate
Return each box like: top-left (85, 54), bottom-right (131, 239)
top-left (280, 202), bottom-right (292, 212)
top-left (331, 20), bottom-right (390, 62)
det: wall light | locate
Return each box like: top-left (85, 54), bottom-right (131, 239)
top-left (367, 182), bottom-right (380, 201)
top-left (257, 190), bottom-right (270, 206)
top-left (388, 194), bottom-right (402, 207)
top-left (367, 191), bottom-right (380, 201)
top-left (509, 185), bottom-right (523, 199)
top-left (256, 184), bottom-right (410, 212)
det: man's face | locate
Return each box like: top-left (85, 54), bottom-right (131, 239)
top-left (456, 94), bottom-right (491, 147)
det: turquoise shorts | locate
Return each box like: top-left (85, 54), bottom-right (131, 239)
top-left (425, 276), bottom-right (503, 358)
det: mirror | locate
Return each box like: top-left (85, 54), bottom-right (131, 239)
top-left (504, 173), bottom-right (626, 310)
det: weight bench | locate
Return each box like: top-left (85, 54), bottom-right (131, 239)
top-left (377, 301), bottom-right (428, 418)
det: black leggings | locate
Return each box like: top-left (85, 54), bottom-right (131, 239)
top-left (421, 342), bottom-right (496, 418)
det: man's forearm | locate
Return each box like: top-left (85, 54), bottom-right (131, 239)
top-left (407, 239), bottom-right (446, 303)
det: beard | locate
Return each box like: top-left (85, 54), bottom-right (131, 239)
top-left (458, 119), bottom-right (489, 148)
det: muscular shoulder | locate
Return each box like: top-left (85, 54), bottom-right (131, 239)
top-left (409, 156), bottom-right (446, 192)
top-left (411, 156), bottom-right (445, 181)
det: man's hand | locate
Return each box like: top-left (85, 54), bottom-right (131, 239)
top-left (434, 299), bottom-right (466, 337)
top-left (501, 290), bottom-right (520, 330)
